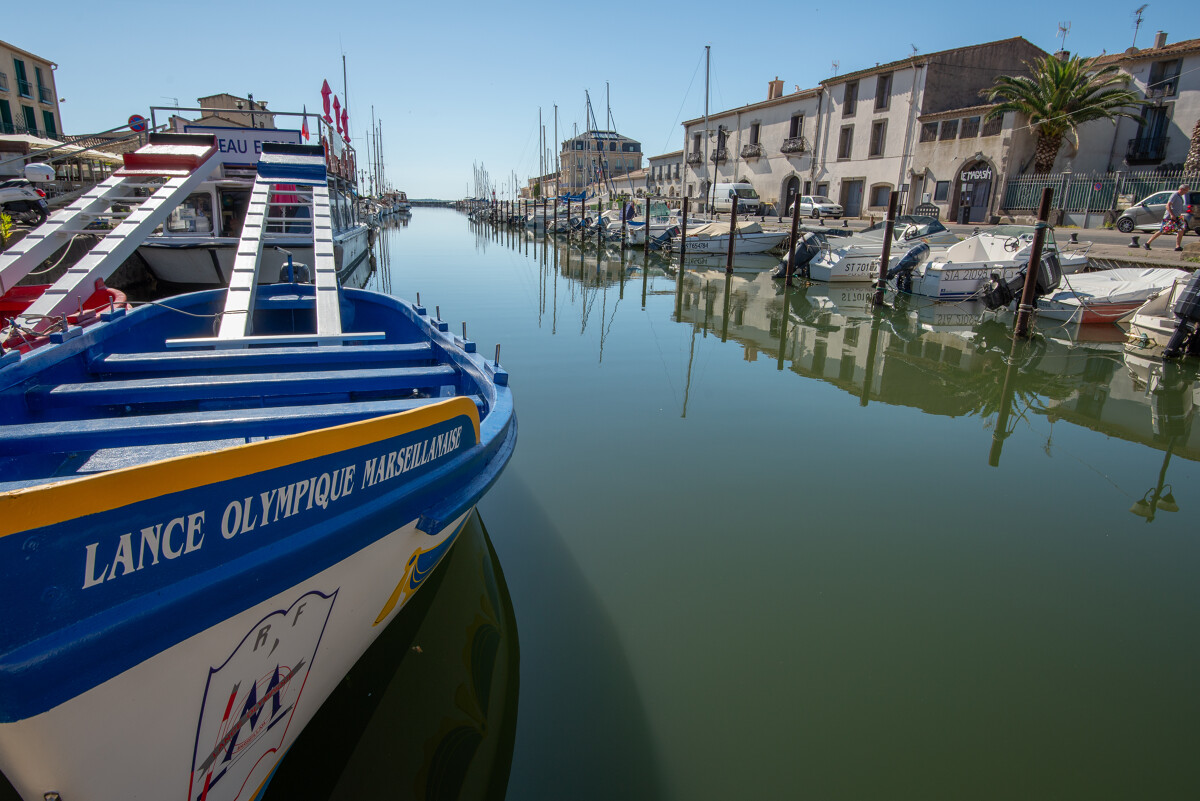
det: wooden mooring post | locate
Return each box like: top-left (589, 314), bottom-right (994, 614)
top-left (1014, 188), bottom-right (1053, 339)
top-left (725, 195), bottom-right (738, 274)
top-left (785, 194), bottom-right (802, 284)
top-left (873, 191), bottom-right (898, 306)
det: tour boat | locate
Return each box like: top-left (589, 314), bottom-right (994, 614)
top-left (0, 142), bottom-right (516, 801)
top-left (136, 118), bottom-right (369, 287)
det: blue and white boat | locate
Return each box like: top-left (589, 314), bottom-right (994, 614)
top-left (0, 140), bottom-right (516, 801)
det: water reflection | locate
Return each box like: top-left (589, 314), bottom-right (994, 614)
top-left (492, 227), bottom-right (1200, 521)
top-left (264, 512), bottom-right (519, 800)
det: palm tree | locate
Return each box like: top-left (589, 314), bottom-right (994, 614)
top-left (1185, 117), bottom-right (1200, 174)
top-left (983, 54), bottom-right (1143, 174)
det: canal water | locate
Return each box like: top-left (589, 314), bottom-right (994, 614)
top-left (278, 207), bottom-right (1199, 800)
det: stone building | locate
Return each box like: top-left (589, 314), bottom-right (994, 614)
top-left (812, 37), bottom-right (1046, 219)
top-left (0, 39), bottom-right (63, 139)
top-left (682, 80), bottom-right (822, 213)
top-left (646, 150), bottom-right (683, 198)
top-left (559, 129), bottom-right (642, 192)
top-left (1062, 32), bottom-right (1200, 173)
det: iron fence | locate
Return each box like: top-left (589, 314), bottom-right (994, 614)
top-left (1001, 168), bottom-right (1190, 213)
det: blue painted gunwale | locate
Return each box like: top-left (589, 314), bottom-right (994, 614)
top-left (0, 284), bottom-right (517, 722)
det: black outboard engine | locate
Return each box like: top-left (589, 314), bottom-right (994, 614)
top-left (981, 251), bottom-right (1063, 311)
top-left (1163, 271), bottom-right (1200, 360)
top-left (772, 232), bottom-right (822, 280)
top-left (885, 242), bottom-right (930, 293)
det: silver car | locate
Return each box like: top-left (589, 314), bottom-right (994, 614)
top-left (794, 195), bottom-right (843, 220)
top-left (1116, 190), bottom-right (1199, 234)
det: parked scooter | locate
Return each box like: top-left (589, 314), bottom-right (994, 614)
top-left (0, 178), bottom-right (49, 226)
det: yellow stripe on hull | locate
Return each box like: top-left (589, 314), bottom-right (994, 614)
top-left (0, 396), bottom-right (481, 538)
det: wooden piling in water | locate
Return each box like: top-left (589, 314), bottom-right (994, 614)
top-left (785, 194), bottom-right (801, 284)
top-left (1014, 188), bottom-right (1053, 339)
top-left (725, 195), bottom-right (738, 274)
top-left (873, 191), bottom-right (898, 306)
top-left (643, 196), bottom-right (651, 258)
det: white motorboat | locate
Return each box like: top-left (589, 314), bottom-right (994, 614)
top-left (671, 220), bottom-right (788, 254)
top-left (1127, 272), bottom-right (1200, 354)
top-left (890, 227), bottom-right (1095, 300)
top-left (1032, 267), bottom-right (1187, 325)
top-left (805, 215), bottom-right (960, 282)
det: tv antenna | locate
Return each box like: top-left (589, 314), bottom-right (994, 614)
top-left (1133, 4), bottom-right (1148, 48)
top-left (831, 60), bottom-right (839, 75)
top-left (1056, 21), bottom-right (1071, 53)
top-left (161, 96), bottom-right (179, 107)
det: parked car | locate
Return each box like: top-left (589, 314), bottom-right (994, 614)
top-left (792, 195), bottom-right (843, 220)
top-left (1116, 190), bottom-right (1200, 234)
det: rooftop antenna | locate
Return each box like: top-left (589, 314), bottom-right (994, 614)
top-left (1057, 21), bottom-right (1072, 53)
top-left (1133, 4), bottom-right (1148, 48)
top-left (831, 60), bottom-right (839, 75)
top-left (161, 96), bottom-right (179, 107)
top-left (910, 44), bottom-right (919, 56)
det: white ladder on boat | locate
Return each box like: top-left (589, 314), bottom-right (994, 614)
top-left (6, 134), bottom-right (220, 329)
top-left (167, 142), bottom-right (379, 349)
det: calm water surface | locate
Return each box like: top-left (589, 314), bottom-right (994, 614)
top-left (303, 208), bottom-right (1200, 800)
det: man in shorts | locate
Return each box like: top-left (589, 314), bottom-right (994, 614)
top-left (1145, 184), bottom-right (1190, 251)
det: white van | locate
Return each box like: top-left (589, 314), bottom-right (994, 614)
top-left (712, 182), bottom-right (761, 215)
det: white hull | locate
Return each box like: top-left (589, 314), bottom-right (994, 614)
top-left (0, 510), bottom-right (470, 801)
top-left (674, 232), bottom-right (788, 254)
top-left (140, 225), bottom-right (370, 286)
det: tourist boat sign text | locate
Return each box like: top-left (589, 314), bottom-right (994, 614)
top-left (182, 125), bottom-right (303, 167)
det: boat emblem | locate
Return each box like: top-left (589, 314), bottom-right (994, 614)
top-left (373, 519), bottom-right (467, 625)
top-left (189, 589), bottom-right (337, 801)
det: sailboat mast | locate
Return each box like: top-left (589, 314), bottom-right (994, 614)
top-left (554, 104), bottom-right (559, 193)
top-left (704, 45), bottom-right (710, 214)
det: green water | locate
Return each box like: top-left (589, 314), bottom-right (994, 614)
top-left (310, 209), bottom-right (1200, 800)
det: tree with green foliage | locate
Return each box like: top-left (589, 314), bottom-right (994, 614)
top-left (982, 54), bottom-right (1143, 174)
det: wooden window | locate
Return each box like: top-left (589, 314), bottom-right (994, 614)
top-left (750, 122), bottom-right (760, 145)
top-left (870, 184), bottom-right (891, 207)
top-left (919, 122), bottom-right (938, 142)
top-left (789, 114), bottom-right (804, 138)
top-left (960, 116), bottom-right (981, 138)
top-left (837, 125), bottom-right (853, 159)
top-left (938, 119), bottom-right (958, 140)
top-left (934, 181), bottom-right (950, 201)
top-left (869, 120), bottom-right (886, 157)
top-left (981, 116), bottom-right (1003, 136)
top-left (874, 74), bottom-right (892, 111)
top-left (843, 80), bottom-right (858, 116)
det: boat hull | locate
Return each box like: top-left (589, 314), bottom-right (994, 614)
top-left (673, 232), bottom-right (787, 254)
top-left (138, 224), bottom-right (369, 286)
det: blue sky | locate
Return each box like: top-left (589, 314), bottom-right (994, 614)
top-left (13, 0), bottom-right (1182, 198)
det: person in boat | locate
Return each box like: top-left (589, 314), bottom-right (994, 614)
top-left (193, 195), bottom-right (212, 233)
top-left (1144, 184), bottom-right (1190, 252)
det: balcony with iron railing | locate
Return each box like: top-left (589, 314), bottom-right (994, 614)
top-left (781, 136), bottom-right (808, 154)
top-left (710, 148), bottom-right (728, 163)
top-left (0, 121), bottom-right (40, 137)
top-left (38, 85), bottom-right (53, 104)
top-left (1127, 135), bottom-right (1169, 164)
top-left (741, 142), bottom-right (764, 159)
top-left (685, 151), bottom-right (703, 165)
top-left (15, 78), bottom-right (32, 98)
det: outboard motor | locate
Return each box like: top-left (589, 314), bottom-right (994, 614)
top-left (981, 251), bottom-right (1063, 311)
top-left (885, 242), bottom-right (930, 294)
top-left (1163, 271), bottom-right (1200, 360)
top-left (773, 232), bottom-right (822, 280)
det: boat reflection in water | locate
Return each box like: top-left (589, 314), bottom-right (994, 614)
top-left (263, 511), bottom-right (519, 800)
top-left (665, 267), bottom-right (1200, 515)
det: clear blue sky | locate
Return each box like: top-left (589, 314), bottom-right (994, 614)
top-left (14, 0), bottom-right (1177, 198)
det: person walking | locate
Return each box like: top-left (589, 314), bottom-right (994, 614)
top-left (1145, 184), bottom-right (1191, 251)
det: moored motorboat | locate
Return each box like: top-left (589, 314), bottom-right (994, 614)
top-left (1030, 267), bottom-right (1187, 325)
top-left (669, 220), bottom-right (787, 254)
top-left (0, 143), bottom-right (516, 801)
top-left (803, 215), bottom-right (960, 282)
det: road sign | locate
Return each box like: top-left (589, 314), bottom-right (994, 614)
top-left (128, 114), bottom-right (147, 133)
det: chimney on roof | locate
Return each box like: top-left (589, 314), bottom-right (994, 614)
top-left (768, 77), bottom-right (784, 100)
top-left (1154, 31), bottom-right (1168, 49)
top-left (1054, 50), bottom-right (1070, 61)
